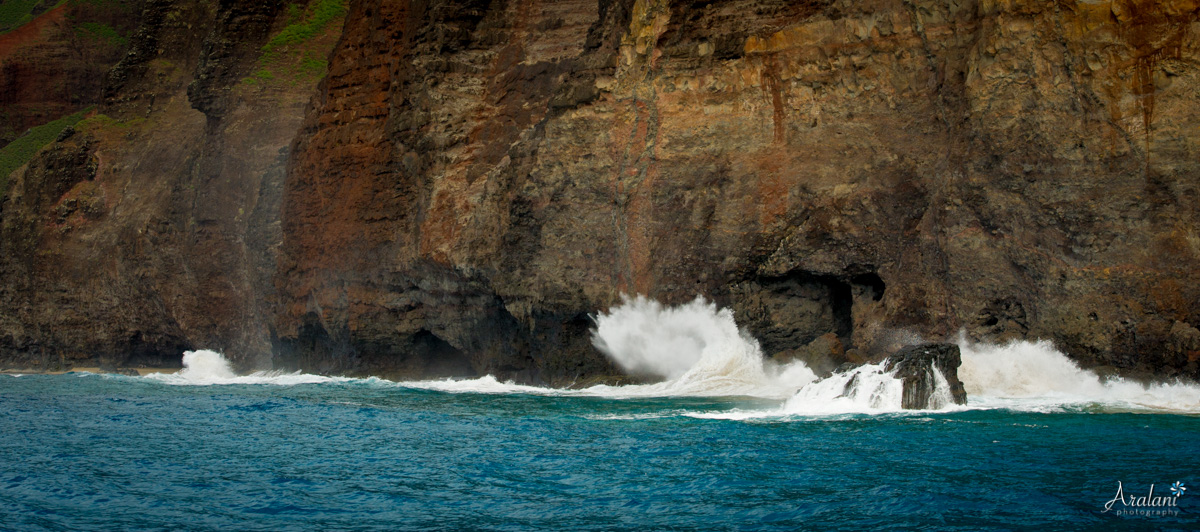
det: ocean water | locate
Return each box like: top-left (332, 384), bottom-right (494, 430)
top-left (3, 298), bottom-right (1199, 530)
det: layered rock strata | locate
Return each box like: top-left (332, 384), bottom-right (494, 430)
top-left (1, 0), bottom-right (1198, 383)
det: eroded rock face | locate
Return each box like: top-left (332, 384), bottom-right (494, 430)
top-left (2, 0), bottom-right (1200, 381)
top-left (0, 1), bottom-right (142, 148)
top-left (276, 0), bottom-right (1200, 381)
top-left (884, 343), bottom-right (968, 409)
top-left (0, 0), bottom-right (341, 371)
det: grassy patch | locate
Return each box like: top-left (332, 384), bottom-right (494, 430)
top-left (0, 0), bottom-right (59, 34)
top-left (2, 0), bottom-right (130, 36)
top-left (75, 113), bottom-right (147, 136)
top-left (298, 53), bottom-right (328, 77)
top-left (244, 0), bottom-right (346, 85)
top-left (284, 2), bottom-right (304, 25)
top-left (242, 68), bottom-right (276, 85)
top-left (76, 113), bottom-right (118, 129)
top-left (0, 108), bottom-right (90, 193)
top-left (75, 21), bottom-right (127, 46)
top-left (261, 0), bottom-right (347, 58)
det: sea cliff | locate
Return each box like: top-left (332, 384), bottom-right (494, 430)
top-left (2, 0), bottom-right (1198, 382)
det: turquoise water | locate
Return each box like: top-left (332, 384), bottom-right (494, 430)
top-left (2, 372), bottom-right (1197, 531)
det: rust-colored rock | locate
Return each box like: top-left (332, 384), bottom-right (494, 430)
top-left (276, 0), bottom-right (1200, 382)
top-left (0, 2), bottom-right (140, 147)
top-left (3, 0), bottom-right (1199, 382)
top-left (1, 0), bottom-right (341, 371)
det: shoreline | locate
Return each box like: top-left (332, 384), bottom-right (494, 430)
top-left (0, 367), bottom-right (179, 376)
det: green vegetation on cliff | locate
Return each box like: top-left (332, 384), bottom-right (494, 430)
top-left (0, 0), bottom-right (55, 34)
top-left (244, 0), bottom-right (345, 85)
top-left (3, 0), bottom-right (136, 35)
top-left (75, 21), bottom-right (127, 46)
top-left (75, 112), bottom-right (145, 133)
top-left (0, 108), bottom-right (89, 192)
top-left (262, 0), bottom-right (346, 56)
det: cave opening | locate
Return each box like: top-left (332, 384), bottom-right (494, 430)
top-left (412, 330), bottom-right (476, 377)
top-left (851, 272), bottom-right (886, 302)
top-left (734, 267), bottom-right (886, 360)
top-left (827, 276), bottom-right (854, 341)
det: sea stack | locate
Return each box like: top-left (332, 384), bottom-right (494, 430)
top-left (884, 343), bottom-right (969, 409)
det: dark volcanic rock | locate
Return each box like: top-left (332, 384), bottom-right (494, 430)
top-left (0, 0), bottom-right (343, 372)
top-left (187, 0), bottom-right (288, 120)
top-left (3, 0), bottom-right (1200, 382)
top-left (277, 0), bottom-right (1200, 382)
top-left (884, 343), bottom-right (968, 409)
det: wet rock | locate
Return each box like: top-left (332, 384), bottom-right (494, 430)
top-left (772, 332), bottom-right (844, 377)
top-left (884, 343), bottom-right (968, 409)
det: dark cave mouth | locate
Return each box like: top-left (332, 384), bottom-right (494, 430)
top-left (737, 268), bottom-right (886, 359)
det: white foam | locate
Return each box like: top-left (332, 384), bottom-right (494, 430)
top-left (928, 361), bottom-right (954, 410)
top-left (592, 295), bottom-right (755, 380)
top-left (582, 412), bottom-right (683, 421)
top-left (586, 295), bottom-right (816, 398)
top-left (399, 375), bottom-right (559, 395)
top-left (145, 349), bottom-right (349, 386)
top-left (691, 363), bottom-right (929, 420)
top-left (393, 296), bottom-right (817, 399)
top-left (958, 337), bottom-right (1200, 413)
top-left (382, 334), bottom-right (1200, 416)
top-left (581, 298), bottom-right (1200, 416)
top-left (584, 296), bottom-right (966, 415)
top-left (134, 308), bottom-right (1200, 418)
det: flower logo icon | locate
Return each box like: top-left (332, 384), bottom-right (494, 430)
top-left (1171, 481), bottom-right (1187, 497)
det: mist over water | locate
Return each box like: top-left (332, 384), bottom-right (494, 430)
top-left (591, 295), bottom-right (724, 380)
top-left (582, 295), bottom-right (1200, 415)
top-left (129, 297), bottom-right (1200, 415)
top-left (6, 299), bottom-right (1199, 530)
top-left (176, 349), bottom-right (236, 380)
top-left (959, 337), bottom-right (1200, 412)
top-left (587, 295), bottom-right (816, 398)
top-left (591, 297), bottom-right (1200, 414)
top-left (145, 350), bottom-right (346, 386)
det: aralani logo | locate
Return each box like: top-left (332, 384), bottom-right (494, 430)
top-left (1103, 481), bottom-right (1186, 517)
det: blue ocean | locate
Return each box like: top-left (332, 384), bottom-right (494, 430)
top-left (3, 298), bottom-right (1198, 530)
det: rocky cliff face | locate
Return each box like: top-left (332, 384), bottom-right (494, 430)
top-left (3, 0), bottom-right (1199, 382)
top-left (1, 0), bottom-right (342, 370)
top-left (0, 0), bottom-right (142, 147)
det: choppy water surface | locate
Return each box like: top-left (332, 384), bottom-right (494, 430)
top-left (3, 297), bottom-right (1199, 530)
top-left (3, 368), bottom-right (1198, 530)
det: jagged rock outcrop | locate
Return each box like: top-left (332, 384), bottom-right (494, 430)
top-left (2, 0), bottom-right (1199, 382)
top-left (187, 0), bottom-right (288, 121)
top-left (885, 343), bottom-right (968, 409)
